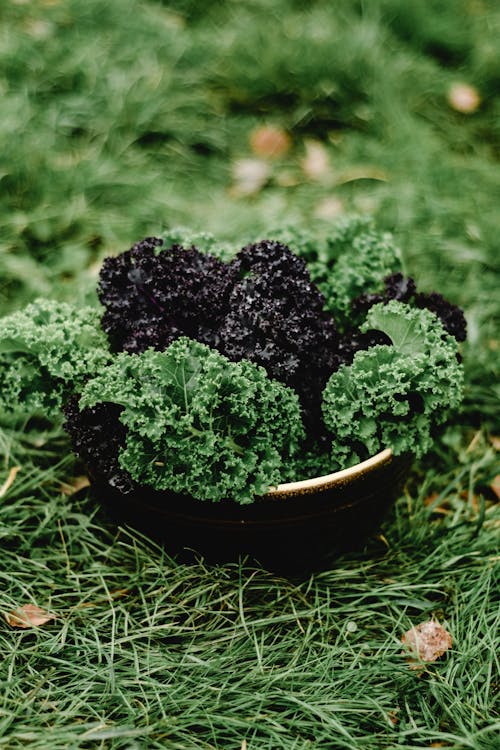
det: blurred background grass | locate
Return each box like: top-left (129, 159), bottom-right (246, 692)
top-left (1, 0), bottom-right (498, 425)
top-left (0, 1), bottom-right (499, 747)
top-left (1, 1), bottom-right (499, 307)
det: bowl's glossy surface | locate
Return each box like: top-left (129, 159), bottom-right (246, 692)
top-left (91, 448), bottom-right (412, 572)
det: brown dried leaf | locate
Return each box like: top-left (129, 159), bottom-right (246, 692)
top-left (490, 475), bottom-right (500, 501)
top-left (423, 492), bottom-right (439, 506)
top-left (314, 197), bottom-right (344, 221)
top-left (490, 436), bottom-right (500, 451)
top-left (6, 604), bottom-right (56, 629)
top-left (250, 125), bottom-right (291, 159)
top-left (469, 493), bottom-right (480, 513)
top-left (60, 475), bottom-right (90, 496)
top-left (402, 619), bottom-right (452, 669)
top-left (230, 159), bottom-right (271, 197)
top-left (448, 83), bottom-right (481, 114)
top-left (301, 139), bottom-right (331, 181)
top-left (387, 709), bottom-right (399, 726)
top-left (0, 466), bottom-right (20, 498)
top-left (465, 430), bottom-right (482, 453)
top-left (423, 492), bottom-right (451, 515)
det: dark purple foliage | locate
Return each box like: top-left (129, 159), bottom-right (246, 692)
top-left (218, 241), bottom-right (340, 434)
top-left (351, 272), bottom-right (416, 317)
top-left (336, 329), bottom-right (393, 366)
top-left (414, 291), bottom-right (467, 342)
top-left (98, 237), bottom-right (237, 353)
top-left (63, 397), bottom-right (136, 495)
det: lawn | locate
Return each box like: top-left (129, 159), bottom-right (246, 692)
top-left (0, 1), bottom-right (499, 748)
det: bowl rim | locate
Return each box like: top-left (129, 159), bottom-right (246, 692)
top-left (265, 447), bottom-right (394, 497)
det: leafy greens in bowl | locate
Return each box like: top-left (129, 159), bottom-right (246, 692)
top-left (0, 217), bottom-right (466, 511)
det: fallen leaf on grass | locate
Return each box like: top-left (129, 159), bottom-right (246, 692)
top-left (423, 492), bottom-right (451, 515)
top-left (465, 430), bottom-right (481, 453)
top-left (60, 475), bottom-right (90, 496)
top-left (314, 196), bottom-right (344, 220)
top-left (426, 489), bottom-right (485, 516)
top-left (490, 475), bottom-right (500, 501)
top-left (387, 709), bottom-right (399, 726)
top-left (402, 619), bottom-right (452, 670)
top-left (301, 139), bottom-right (331, 181)
top-left (5, 604), bottom-right (56, 629)
top-left (490, 436), bottom-right (500, 451)
top-left (230, 159), bottom-right (271, 197)
top-left (448, 82), bottom-right (481, 114)
top-left (0, 466), bottom-right (20, 498)
top-left (250, 125), bottom-right (291, 159)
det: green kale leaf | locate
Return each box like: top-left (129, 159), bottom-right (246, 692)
top-left (277, 445), bottom-right (345, 483)
top-left (0, 299), bottom-right (111, 419)
top-left (161, 226), bottom-right (238, 262)
top-left (311, 220), bottom-right (402, 326)
top-left (362, 299), bottom-right (455, 356)
top-left (322, 302), bottom-right (464, 460)
top-left (266, 215), bottom-right (374, 267)
top-left (79, 338), bottom-right (305, 504)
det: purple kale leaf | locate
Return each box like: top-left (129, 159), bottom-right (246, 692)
top-left (218, 241), bottom-right (339, 435)
top-left (414, 291), bottom-right (467, 342)
top-left (63, 397), bottom-right (136, 495)
top-left (98, 237), bottom-right (237, 353)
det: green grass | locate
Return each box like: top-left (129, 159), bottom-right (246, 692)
top-left (0, 0), bottom-right (499, 747)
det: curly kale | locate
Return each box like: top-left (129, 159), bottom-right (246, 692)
top-left (218, 240), bottom-right (339, 435)
top-left (351, 272), bottom-right (467, 343)
top-left (271, 215), bottom-right (374, 267)
top-left (277, 445), bottom-right (335, 484)
top-left (255, 224), bottom-right (338, 266)
top-left (322, 302), bottom-right (464, 462)
top-left (97, 235), bottom-right (341, 437)
top-left (94, 224), bottom-right (465, 485)
top-left (321, 214), bottom-right (376, 257)
top-left (362, 300), bottom-right (462, 358)
top-left (0, 299), bottom-right (111, 419)
top-left (98, 237), bottom-right (237, 353)
top-left (254, 220), bottom-right (392, 330)
top-left (75, 338), bottom-right (305, 504)
top-left (316, 229), bottom-right (403, 326)
top-left (161, 227), bottom-right (238, 263)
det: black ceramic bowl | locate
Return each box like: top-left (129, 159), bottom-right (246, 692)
top-left (91, 448), bottom-right (411, 572)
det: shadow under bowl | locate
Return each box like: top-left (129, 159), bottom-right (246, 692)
top-left (90, 448), bottom-right (412, 573)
